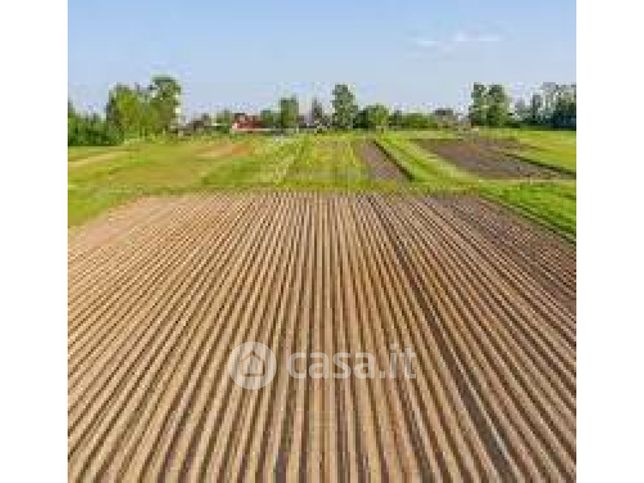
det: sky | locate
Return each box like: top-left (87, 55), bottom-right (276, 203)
top-left (68, 0), bottom-right (576, 117)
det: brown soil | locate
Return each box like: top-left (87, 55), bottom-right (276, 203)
top-left (353, 140), bottom-right (409, 181)
top-left (69, 193), bottom-right (575, 481)
top-left (414, 138), bottom-right (571, 179)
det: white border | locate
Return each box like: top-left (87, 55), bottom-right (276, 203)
top-left (578, 0), bottom-right (644, 480)
top-left (2, 0), bottom-right (644, 480)
top-left (0, 0), bottom-right (67, 481)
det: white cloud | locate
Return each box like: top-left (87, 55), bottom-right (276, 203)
top-left (414, 31), bottom-right (502, 50)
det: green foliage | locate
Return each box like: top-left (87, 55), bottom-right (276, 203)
top-left (432, 108), bottom-right (457, 128)
top-left (486, 84), bottom-right (510, 127)
top-left (331, 84), bottom-right (358, 129)
top-left (68, 101), bottom-right (120, 146)
top-left (364, 104), bottom-right (389, 130)
top-left (311, 98), bottom-right (328, 128)
top-left (279, 96), bottom-right (299, 130)
top-left (104, 75), bottom-right (181, 140)
top-left (259, 109), bottom-right (278, 128)
top-left (149, 75), bottom-right (182, 132)
top-left (402, 112), bottom-right (434, 129)
top-left (469, 83), bottom-right (488, 126)
top-left (389, 109), bottom-right (404, 128)
top-left (514, 83), bottom-right (576, 129)
top-left (468, 83), bottom-right (509, 127)
top-left (215, 109), bottom-right (234, 130)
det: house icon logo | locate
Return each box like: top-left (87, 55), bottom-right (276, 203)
top-left (227, 342), bottom-right (277, 389)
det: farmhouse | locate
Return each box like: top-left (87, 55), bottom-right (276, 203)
top-left (231, 113), bottom-right (267, 132)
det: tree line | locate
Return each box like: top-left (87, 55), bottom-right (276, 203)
top-left (68, 75), bottom-right (182, 146)
top-left (209, 84), bottom-right (458, 133)
top-left (69, 78), bottom-right (576, 146)
top-left (469, 82), bottom-right (576, 129)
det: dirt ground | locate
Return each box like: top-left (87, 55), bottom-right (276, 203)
top-left (69, 193), bottom-right (575, 481)
top-left (353, 140), bottom-right (409, 181)
top-left (414, 137), bottom-right (572, 179)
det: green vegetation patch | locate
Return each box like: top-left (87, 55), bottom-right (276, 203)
top-left (481, 181), bottom-right (576, 240)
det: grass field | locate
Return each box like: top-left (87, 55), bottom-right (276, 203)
top-left (69, 129), bottom-right (576, 238)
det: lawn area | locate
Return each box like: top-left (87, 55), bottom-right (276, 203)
top-left (69, 129), bottom-right (576, 240)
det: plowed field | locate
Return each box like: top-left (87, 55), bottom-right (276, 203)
top-left (353, 141), bottom-right (409, 181)
top-left (414, 138), bottom-right (572, 179)
top-left (69, 193), bottom-right (576, 481)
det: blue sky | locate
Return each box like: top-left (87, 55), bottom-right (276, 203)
top-left (69, 0), bottom-right (576, 116)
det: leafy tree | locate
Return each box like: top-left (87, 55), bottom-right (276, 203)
top-left (551, 84), bottom-right (576, 129)
top-left (529, 94), bottom-right (544, 124)
top-left (433, 108), bottom-right (457, 128)
top-left (279, 96), bottom-right (299, 130)
top-left (354, 108), bottom-right (368, 129)
top-left (260, 109), bottom-right (278, 128)
top-left (148, 75), bottom-right (182, 133)
top-left (401, 112), bottom-right (432, 129)
top-left (331, 84), bottom-right (358, 129)
top-left (389, 109), bottom-right (404, 129)
top-left (541, 82), bottom-right (559, 120)
top-left (513, 99), bottom-right (530, 124)
top-left (469, 83), bottom-right (488, 126)
top-left (68, 101), bottom-right (119, 146)
top-left (364, 104), bottom-right (389, 130)
top-left (486, 84), bottom-right (510, 127)
top-left (215, 109), bottom-right (234, 129)
top-left (311, 97), bottom-right (327, 128)
top-left (105, 84), bottom-right (146, 139)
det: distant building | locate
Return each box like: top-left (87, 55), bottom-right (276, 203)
top-left (231, 113), bottom-right (272, 133)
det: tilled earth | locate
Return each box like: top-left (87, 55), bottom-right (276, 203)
top-left (69, 193), bottom-right (576, 482)
top-left (353, 140), bottom-right (409, 181)
top-left (414, 138), bottom-right (572, 179)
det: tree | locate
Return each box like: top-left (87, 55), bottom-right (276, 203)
top-left (364, 104), bottom-right (389, 130)
top-left (215, 109), bottom-right (234, 130)
top-left (389, 109), bottom-right (404, 129)
top-left (529, 93), bottom-right (543, 125)
top-left (469, 83), bottom-right (488, 126)
top-left (551, 84), bottom-right (576, 129)
top-left (260, 109), bottom-right (278, 129)
top-left (279, 96), bottom-right (299, 131)
top-left (541, 82), bottom-right (559, 120)
top-left (331, 84), bottom-right (358, 129)
top-left (401, 112), bottom-right (432, 129)
top-left (148, 75), bottom-right (182, 133)
top-left (513, 99), bottom-right (530, 124)
top-left (486, 84), bottom-right (510, 127)
top-left (311, 97), bottom-right (327, 128)
top-left (68, 101), bottom-right (119, 146)
top-left (105, 84), bottom-right (146, 139)
top-left (433, 108), bottom-right (457, 128)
